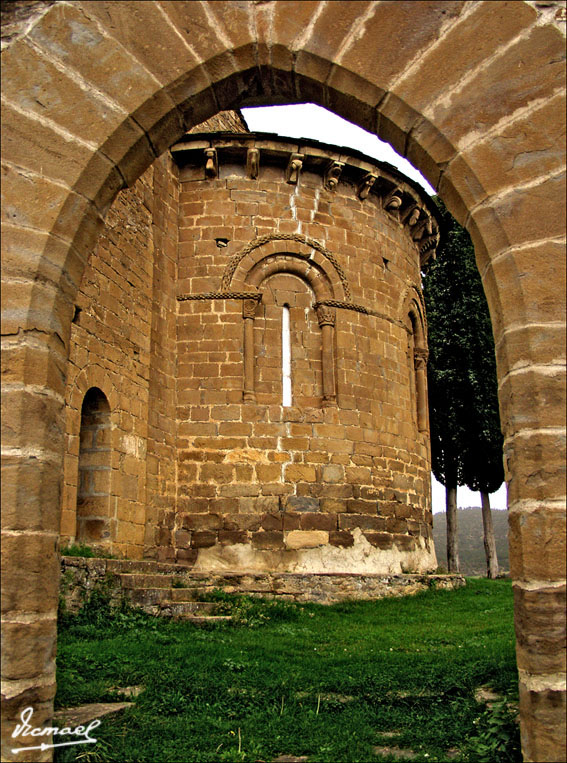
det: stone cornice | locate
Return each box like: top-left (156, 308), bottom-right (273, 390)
top-left (170, 132), bottom-right (441, 265)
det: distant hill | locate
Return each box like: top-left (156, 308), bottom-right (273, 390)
top-left (432, 507), bottom-right (509, 576)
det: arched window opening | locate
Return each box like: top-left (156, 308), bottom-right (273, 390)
top-left (408, 315), bottom-right (418, 426)
top-left (282, 304), bottom-right (292, 406)
top-left (76, 387), bottom-right (112, 545)
top-left (251, 273), bottom-right (324, 407)
top-left (409, 310), bottom-right (428, 433)
top-left (242, 255), bottom-right (337, 407)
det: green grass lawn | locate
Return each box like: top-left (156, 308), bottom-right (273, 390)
top-left (55, 579), bottom-right (520, 763)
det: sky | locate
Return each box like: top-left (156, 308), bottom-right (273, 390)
top-left (242, 104), bottom-right (508, 513)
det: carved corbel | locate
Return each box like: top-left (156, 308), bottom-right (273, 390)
top-left (411, 214), bottom-right (433, 242)
top-left (247, 148), bottom-right (260, 179)
top-left (420, 227), bottom-right (440, 263)
top-left (204, 148), bottom-right (218, 179)
top-left (324, 161), bottom-right (344, 191)
top-left (401, 205), bottom-right (421, 228)
top-left (358, 173), bottom-right (377, 200)
top-left (383, 187), bottom-right (404, 215)
top-left (286, 153), bottom-right (304, 184)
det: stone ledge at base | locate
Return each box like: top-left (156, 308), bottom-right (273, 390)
top-left (61, 556), bottom-right (465, 606)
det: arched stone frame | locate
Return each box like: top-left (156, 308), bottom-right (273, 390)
top-left (223, 233), bottom-right (349, 301)
top-left (76, 387), bottom-right (112, 545)
top-left (1, 3), bottom-right (564, 760)
top-left (241, 252), bottom-right (338, 407)
top-left (61, 367), bottom-right (119, 547)
top-left (401, 286), bottom-right (429, 434)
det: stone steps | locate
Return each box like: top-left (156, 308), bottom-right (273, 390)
top-left (114, 571), bottom-right (228, 624)
top-left (119, 573), bottom-right (175, 588)
top-left (61, 557), bottom-right (466, 616)
top-left (125, 588), bottom-right (217, 611)
top-left (133, 597), bottom-right (230, 624)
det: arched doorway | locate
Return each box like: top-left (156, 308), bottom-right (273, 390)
top-left (1, 3), bottom-right (564, 760)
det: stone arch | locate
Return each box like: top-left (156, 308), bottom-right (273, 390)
top-left (75, 387), bottom-right (112, 546)
top-left (245, 253), bottom-right (335, 299)
top-left (70, 366), bottom-right (120, 414)
top-left (223, 233), bottom-right (349, 301)
top-left (60, 367), bottom-right (119, 546)
top-left (1, 2), bottom-right (565, 760)
top-left (240, 252), bottom-right (337, 407)
top-left (400, 285), bottom-right (429, 434)
top-left (400, 284), bottom-right (428, 342)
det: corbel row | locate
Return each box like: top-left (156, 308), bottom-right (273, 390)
top-left (203, 147), bottom-right (306, 186)
top-left (200, 147), bottom-right (439, 262)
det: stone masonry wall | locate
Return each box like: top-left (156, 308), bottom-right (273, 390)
top-left (150, 134), bottom-right (439, 575)
top-left (61, 131), bottom-right (438, 575)
top-left (143, 153), bottom-right (180, 559)
top-left (60, 556), bottom-right (465, 609)
top-left (60, 166), bottom-right (154, 558)
top-left (61, 153), bottom-right (181, 559)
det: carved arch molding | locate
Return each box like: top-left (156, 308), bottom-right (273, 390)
top-left (177, 233), bottom-right (427, 407)
top-left (177, 233), bottom-right (416, 330)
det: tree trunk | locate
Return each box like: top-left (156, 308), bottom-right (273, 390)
top-left (446, 483), bottom-right (460, 573)
top-left (481, 490), bottom-right (499, 579)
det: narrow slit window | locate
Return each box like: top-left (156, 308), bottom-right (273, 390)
top-left (282, 305), bottom-right (292, 406)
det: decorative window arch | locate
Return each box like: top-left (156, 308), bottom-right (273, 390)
top-left (241, 253), bottom-right (337, 407)
top-left (406, 296), bottom-right (429, 433)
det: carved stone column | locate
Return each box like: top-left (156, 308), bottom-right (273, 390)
top-left (243, 298), bottom-right (258, 403)
top-left (414, 348), bottom-right (429, 432)
top-left (317, 305), bottom-right (337, 407)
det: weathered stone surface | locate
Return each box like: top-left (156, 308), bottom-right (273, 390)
top-left (1, 534), bottom-right (60, 615)
top-left (509, 509), bottom-right (566, 581)
top-left (519, 683), bottom-right (567, 763)
top-left (251, 531), bottom-right (285, 550)
top-left (329, 531), bottom-right (354, 548)
top-left (300, 513), bottom-right (337, 532)
top-left (61, 557), bottom-right (466, 606)
top-left (285, 530), bottom-right (329, 550)
top-left (1, 681), bottom-right (56, 763)
top-left (1, 620), bottom-right (57, 681)
top-left (428, 24), bottom-right (566, 149)
top-left (514, 584), bottom-right (566, 674)
top-left (191, 531), bottom-right (216, 549)
top-left (505, 430), bottom-right (566, 505)
top-left (286, 497), bottom-right (321, 512)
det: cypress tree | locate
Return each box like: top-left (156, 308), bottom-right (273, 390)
top-left (423, 198), bottom-right (504, 576)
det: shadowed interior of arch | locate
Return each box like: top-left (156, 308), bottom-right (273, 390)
top-left (76, 387), bottom-right (112, 546)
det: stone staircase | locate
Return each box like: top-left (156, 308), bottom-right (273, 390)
top-left (61, 556), bottom-right (467, 620)
top-left (118, 571), bottom-right (232, 624)
top-left (61, 557), bottom-right (235, 625)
